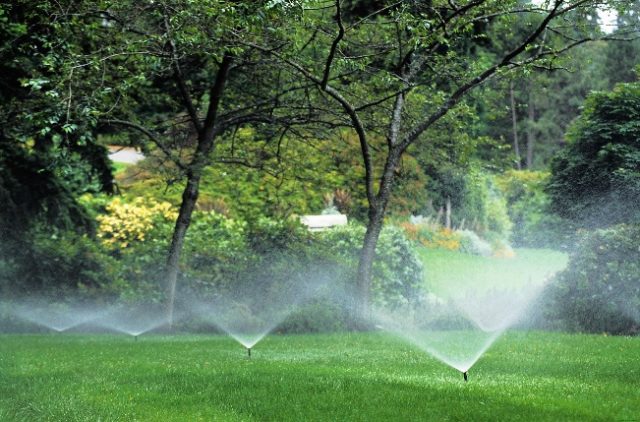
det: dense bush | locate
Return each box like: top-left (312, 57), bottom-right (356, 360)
top-left (96, 197), bottom-right (177, 250)
top-left (399, 220), bottom-right (462, 251)
top-left (320, 224), bottom-right (424, 308)
top-left (3, 193), bottom-right (426, 332)
top-left (400, 218), bottom-right (502, 257)
top-left (0, 225), bottom-right (121, 299)
top-left (547, 224), bottom-right (640, 334)
top-left (547, 82), bottom-right (640, 228)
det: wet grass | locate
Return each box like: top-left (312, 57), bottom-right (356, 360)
top-left (417, 248), bottom-right (569, 296)
top-left (0, 331), bottom-right (638, 421)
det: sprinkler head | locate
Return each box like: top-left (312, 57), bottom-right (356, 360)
top-left (134, 335), bottom-right (138, 342)
top-left (463, 371), bottom-right (468, 382)
top-left (247, 347), bottom-right (251, 357)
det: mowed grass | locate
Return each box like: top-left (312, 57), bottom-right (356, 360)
top-left (417, 248), bottom-right (569, 297)
top-left (111, 161), bottom-right (131, 176)
top-left (0, 332), bottom-right (638, 421)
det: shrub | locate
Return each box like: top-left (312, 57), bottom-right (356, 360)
top-left (96, 197), bottom-right (177, 250)
top-left (1, 225), bottom-right (123, 299)
top-left (180, 211), bottom-right (249, 293)
top-left (457, 230), bottom-right (492, 256)
top-left (546, 224), bottom-right (640, 334)
top-left (399, 221), bottom-right (462, 251)
top-left (278, 299), bottom-right (351, 333)
top-left (320, 224), bottom-right (425, 308)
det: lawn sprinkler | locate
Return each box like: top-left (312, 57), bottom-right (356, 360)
top-left (247, 347), bottom-right (251, 358)
top-left (134, 335), bottom-right (138, 342)
top-left (463, 371), bottom-right (468, 382)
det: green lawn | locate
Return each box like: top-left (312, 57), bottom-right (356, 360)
top-left (0, 332), bottom-right (638, 421)
top-left (111, 161), bottom-right (131, 176)
top-left (417, 248), bottom-right (569, 297)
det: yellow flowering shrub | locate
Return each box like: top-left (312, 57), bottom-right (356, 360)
top-left (97, 197), bottom-right (177, 249)
top-left (399, 222), bottom-right (462, 251)
top-left (423, 228), bottom-right (461, 250)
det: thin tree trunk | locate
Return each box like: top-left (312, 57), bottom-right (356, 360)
top-left (165, 173), bottom-right (200, 326)
top-left (356, 207), bottom-right (384, 323)
top-left (164, 54), bottom-right (233, 327)
top-left (509, 81), bottom-right (522, 170)
top-left (445, 196), bottom-right (452, 230)
top-left (526, 93), bottom-right (535, 169)
top-left (355, 147), bottom-right (402, 323)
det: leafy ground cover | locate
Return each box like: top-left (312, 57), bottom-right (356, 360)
top-left (0, 331), bottom-right (637, 421)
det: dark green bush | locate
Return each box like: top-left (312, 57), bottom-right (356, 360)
top-left (547, 224), bottom-right (640, 334)
top-left (547, 82), bottom-right (640, 228)
top-left (0, 225), bottom-right (121, 299)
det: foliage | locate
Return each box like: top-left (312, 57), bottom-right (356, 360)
top-left (495, 170), bottom-right (576, 248)
top-left (320, 224), bottom-right (424, 308)
top-left (0, 1), bottom-right (116, 195)
top-left (115, 129), bottom-right (430, 222)
top-left (410, 167), bottom-right (513, 244)
top-left (278, 300), bottom-right (351, 333)
top-left (457, 230), bottom-right (493, 257)
top-left (547, 224), bottom-right (640, 334)
top-left (96, 198), bottom-right (177, 250)
top-left (0, 140), bottom-right (94, 240)
top-left (0, 225), bottom-right (121, 299)
top-left (83, 197), bottom-right (423, 314)
top-left (548, 82), bottom-right (640, 228)
top-left (399, 221), bottom-right (462, 252)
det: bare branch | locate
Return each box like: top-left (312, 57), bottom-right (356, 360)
top-left (355, 87), bottom-right (412, 111)
top-left (321, 0), bottom-right (345, 89)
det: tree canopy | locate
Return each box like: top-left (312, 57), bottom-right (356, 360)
top-left (548, 81), bottom-right (640, 227)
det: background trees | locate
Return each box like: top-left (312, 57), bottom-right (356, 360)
top-left (547, 81), bottom-right (640, 228)
top-left (1, 0), bottom-right (639, 327)
top-left (247, 0), bottom-right (638, 315)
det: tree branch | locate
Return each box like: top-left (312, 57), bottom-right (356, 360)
top-left (399, 0), bottom-right (565, 150)
top-left (201, 53), bottom-right (234, 144)
top-left (242, 40), bottom-right (377, 207)
top-left (321, 0), bottom-right (345, 89)
top-left (163, 13), bottom-right (203, 134)
top-left (99, 119), bottom-right (186, 170)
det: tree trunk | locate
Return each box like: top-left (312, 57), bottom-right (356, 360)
top-left (509, 81), bottom-right (522, 170)
top-left (526, 93), bottom-right (535, 169)
top-left (445, 196), bottom-right (452, 230)
top-left (355, 205), bottom-right (384, 324)
top-left (355, 147), bottom-right (401, 323)
top-left (163, 54), bottom-right (233, 327)
top-left (165, 172), bottom-right (201, 326)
